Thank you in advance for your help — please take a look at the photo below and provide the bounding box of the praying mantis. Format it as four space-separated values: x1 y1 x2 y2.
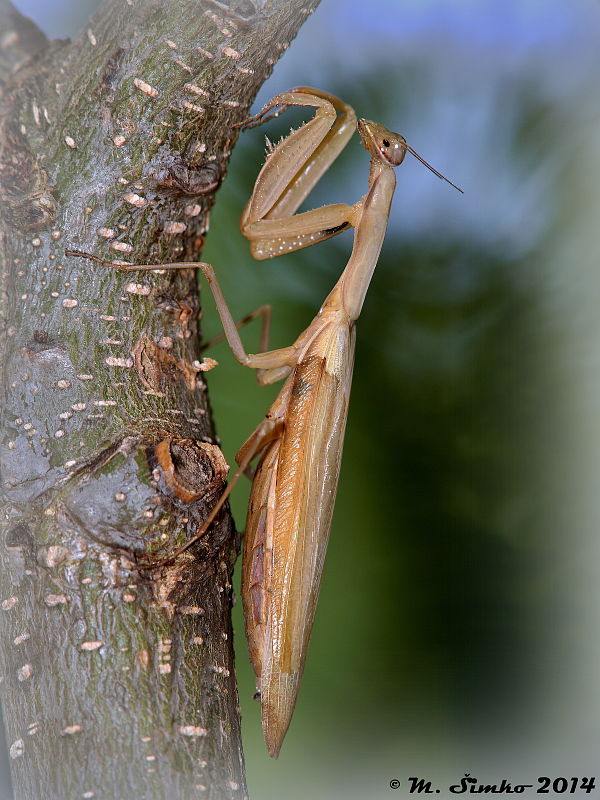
67 86 461 758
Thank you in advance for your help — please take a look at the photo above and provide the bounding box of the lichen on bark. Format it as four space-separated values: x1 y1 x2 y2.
0 1 320 797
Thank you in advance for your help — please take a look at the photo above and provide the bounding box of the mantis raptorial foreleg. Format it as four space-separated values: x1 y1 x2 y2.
239 87 360 259
67 86 462 758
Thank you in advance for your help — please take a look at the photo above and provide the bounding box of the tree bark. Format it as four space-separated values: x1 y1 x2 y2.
0 1 320 798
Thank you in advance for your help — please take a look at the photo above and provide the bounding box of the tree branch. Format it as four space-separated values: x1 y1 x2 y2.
0 1 320 797
0 0 48 82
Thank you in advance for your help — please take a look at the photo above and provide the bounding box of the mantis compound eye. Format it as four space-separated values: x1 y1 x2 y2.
379 133 408 166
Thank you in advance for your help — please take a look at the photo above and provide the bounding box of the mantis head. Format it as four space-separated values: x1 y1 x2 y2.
357 119 407 166
357 118 463 193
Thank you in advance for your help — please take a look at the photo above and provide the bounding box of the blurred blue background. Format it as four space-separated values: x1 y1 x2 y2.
6 1 600 798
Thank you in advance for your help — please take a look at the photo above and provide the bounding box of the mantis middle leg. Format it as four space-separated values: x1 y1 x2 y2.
65 250 295 385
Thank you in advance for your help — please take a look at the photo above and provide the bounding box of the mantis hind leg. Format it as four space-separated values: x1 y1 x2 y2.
151 416 283 566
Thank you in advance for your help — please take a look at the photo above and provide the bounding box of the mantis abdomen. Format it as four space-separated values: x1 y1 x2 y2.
241 317 356 757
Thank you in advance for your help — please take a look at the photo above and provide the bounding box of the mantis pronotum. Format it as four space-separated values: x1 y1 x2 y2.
67 86 461 758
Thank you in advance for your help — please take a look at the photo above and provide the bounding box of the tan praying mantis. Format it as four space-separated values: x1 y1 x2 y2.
67 86 461 758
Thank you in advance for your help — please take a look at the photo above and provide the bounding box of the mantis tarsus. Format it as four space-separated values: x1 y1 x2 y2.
67 86 461 758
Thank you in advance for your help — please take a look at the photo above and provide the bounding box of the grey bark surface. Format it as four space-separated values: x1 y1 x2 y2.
0 1 320 798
